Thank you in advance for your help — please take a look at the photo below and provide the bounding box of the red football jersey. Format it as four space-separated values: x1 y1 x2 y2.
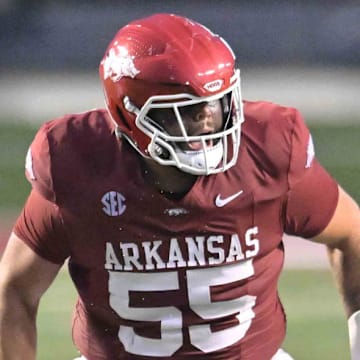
14 101 339 360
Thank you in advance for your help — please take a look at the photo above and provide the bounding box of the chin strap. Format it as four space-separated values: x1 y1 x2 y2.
349 310 360 359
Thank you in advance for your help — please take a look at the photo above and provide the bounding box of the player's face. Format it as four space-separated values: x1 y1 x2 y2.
148 100 224 151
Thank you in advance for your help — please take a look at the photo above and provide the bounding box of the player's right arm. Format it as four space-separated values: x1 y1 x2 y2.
0 233 62 360
0 120 73 359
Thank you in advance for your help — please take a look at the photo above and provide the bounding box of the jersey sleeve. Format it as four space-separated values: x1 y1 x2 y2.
283 109 339 238
13 190 70 264
25 122 56 203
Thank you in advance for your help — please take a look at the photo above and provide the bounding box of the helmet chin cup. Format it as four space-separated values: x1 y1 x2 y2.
175 141 224 174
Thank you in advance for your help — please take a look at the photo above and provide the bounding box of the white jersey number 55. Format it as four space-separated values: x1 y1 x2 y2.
108 259 256 357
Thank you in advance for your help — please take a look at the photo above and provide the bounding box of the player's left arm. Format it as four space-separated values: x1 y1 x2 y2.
313 186 360 315
280 106 360 357
312 185 360 359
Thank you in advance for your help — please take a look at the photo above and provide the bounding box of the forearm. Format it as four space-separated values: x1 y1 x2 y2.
0 286 38 360
0 233 62 360
328 234 360 317
315 187 360 317
316 187 360 359
328 247 358 316
328 236 360 360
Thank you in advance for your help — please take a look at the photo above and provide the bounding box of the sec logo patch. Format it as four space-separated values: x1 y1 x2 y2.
101 191 126 216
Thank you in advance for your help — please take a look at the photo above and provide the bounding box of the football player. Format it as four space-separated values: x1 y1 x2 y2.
1 13 360 360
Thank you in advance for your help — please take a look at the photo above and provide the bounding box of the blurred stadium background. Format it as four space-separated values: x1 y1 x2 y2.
0 1 359 359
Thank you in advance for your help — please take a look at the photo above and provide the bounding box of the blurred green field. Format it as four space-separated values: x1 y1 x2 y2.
37 268 349 360
280 270 349 359
0 120 359 359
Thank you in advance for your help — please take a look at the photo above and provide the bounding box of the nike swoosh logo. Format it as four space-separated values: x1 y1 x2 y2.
215 190 244 207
